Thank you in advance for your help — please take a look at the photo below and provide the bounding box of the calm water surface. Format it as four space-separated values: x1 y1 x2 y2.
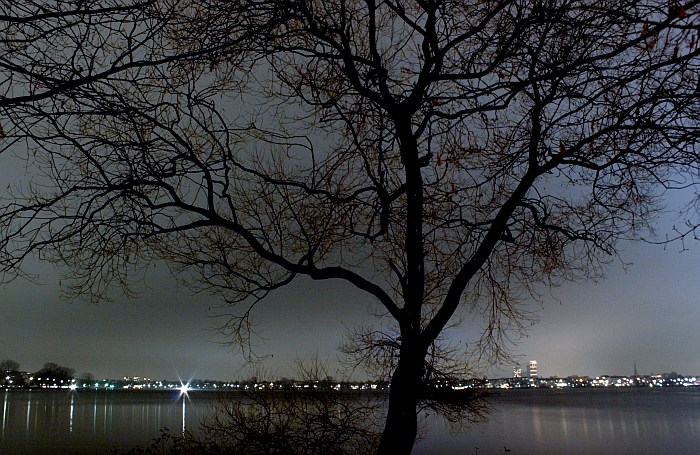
1 389 210 454
1 387 699 454
414 387 700 454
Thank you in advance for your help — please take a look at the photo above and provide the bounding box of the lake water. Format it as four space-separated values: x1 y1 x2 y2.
414 387 700 454
1 387 699 454
1 389 208 454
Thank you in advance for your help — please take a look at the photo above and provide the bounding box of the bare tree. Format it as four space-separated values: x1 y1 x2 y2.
3 1 700 453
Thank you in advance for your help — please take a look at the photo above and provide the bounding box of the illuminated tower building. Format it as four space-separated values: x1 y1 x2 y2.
528 360 538 378
513 366 522 378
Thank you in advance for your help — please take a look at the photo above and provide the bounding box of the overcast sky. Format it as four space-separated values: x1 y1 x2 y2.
1 223 699 381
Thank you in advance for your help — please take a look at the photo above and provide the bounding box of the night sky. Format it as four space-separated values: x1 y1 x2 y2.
1 226 699 381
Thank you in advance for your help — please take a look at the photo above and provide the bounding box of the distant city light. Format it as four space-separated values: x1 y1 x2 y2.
178 383 190 396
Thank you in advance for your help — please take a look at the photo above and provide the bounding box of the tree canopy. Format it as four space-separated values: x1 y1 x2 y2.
2 1 700 453
0 359 19 373
34 362 75 385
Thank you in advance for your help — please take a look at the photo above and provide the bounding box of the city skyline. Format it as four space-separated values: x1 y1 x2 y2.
4 360 700 384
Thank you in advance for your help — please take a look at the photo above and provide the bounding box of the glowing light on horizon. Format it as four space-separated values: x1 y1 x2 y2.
175 370 196 434
178 383 190 396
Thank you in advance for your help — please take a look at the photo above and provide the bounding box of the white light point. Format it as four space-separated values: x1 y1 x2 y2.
178 383 190 396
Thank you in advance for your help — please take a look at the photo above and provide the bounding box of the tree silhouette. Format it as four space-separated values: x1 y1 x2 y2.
0 359 21 387
3 1 700 453
34 362 75 387
0 359 19 373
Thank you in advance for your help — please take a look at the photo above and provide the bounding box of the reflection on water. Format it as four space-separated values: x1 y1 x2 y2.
0 389 212 454
2 390 7 439
181 393 187 437
69 393 74 434
1 387 699 454
414 388 700 454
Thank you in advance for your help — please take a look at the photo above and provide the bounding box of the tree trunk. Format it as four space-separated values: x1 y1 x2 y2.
376 344 425 455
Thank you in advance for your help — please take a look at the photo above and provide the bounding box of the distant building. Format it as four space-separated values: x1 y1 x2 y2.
513 366 522 378
528 360 538 378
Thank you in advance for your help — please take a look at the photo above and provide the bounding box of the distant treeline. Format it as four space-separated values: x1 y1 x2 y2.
1 359 80 388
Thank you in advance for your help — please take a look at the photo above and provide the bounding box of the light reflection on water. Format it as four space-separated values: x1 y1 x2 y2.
2 390 8 439
1 387 699 454
414 388 700 454
0 389 211 454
